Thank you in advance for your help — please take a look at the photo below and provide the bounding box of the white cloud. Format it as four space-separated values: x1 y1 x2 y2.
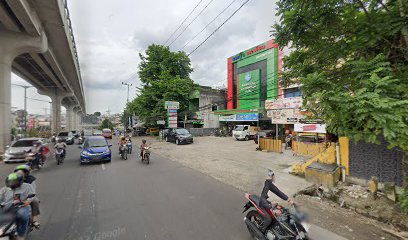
12 0 279 114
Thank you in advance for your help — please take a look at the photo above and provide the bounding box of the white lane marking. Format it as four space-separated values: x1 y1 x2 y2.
102 164 105 170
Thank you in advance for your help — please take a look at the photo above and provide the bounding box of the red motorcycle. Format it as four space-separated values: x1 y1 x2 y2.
243 193 309 240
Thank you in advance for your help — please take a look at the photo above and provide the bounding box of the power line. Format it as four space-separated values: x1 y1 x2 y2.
168 0 216 47
164 0 205 45
181 0 238 51
188 0 250 56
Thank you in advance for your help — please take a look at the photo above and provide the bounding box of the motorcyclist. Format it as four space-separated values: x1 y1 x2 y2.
26 141 46 166
14 165 40 228
118 136 127 154
139 139 149 158
259 169 294 232
54 139 67 158
0 173 35 240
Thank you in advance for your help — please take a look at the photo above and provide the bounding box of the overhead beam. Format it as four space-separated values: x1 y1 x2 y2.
5 0 41 36
0 2 21 32
12 61 47 90
29 52 65 90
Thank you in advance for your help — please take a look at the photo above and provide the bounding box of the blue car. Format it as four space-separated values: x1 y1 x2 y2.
79 136 112 164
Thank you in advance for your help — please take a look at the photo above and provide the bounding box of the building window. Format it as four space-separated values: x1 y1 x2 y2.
284 87 302 98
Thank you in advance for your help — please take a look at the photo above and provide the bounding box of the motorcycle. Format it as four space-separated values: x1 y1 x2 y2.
77 136 84 145
242 193 309 240
25 153 42 170
0 194 37 239
55 148 65 165
141 146 150 164
119 144 128 160
127 140 132 154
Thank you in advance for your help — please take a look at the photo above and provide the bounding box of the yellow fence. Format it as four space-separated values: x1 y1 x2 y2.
292 143 337 174
292 141 333 157
259 138 282 153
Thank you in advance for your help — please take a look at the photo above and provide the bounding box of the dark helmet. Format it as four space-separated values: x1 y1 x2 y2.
6 172 24 189
14 165 31 175
57 138 62 142
142 139 146 144
121 136 125 140
267 169 275 178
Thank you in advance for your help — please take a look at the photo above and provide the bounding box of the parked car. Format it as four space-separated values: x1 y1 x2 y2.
3 138 47 163
79 136 112 164
166 128 193 145
254 131 274 144
93 130 103 136
56 131 75 145
159 128 173 140
102 128 112 139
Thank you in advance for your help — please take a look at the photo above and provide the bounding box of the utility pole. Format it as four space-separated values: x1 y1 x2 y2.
12 84 32 133
121 82 132 134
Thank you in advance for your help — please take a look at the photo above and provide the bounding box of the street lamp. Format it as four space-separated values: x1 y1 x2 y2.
121 82 132 103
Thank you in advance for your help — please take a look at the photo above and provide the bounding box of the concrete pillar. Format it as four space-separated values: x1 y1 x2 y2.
0 56 12 153
64 105 75 131
0 29 47 153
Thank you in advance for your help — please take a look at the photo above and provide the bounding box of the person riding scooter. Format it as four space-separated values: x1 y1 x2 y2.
259 169 294 233
14 165 40 228
26 141 46 167
139 139 149 158
54 139 67 158
0 173 35 240
118 136 127 155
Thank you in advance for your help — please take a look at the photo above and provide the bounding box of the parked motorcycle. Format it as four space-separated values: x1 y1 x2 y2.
119 144 128 160
141 146 150 164
127 140 132 154
77 136 84 145
55 148 65 165
0 194 37 239
242 193 309 240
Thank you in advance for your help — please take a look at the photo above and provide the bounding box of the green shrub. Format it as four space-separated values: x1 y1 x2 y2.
400 191 408 214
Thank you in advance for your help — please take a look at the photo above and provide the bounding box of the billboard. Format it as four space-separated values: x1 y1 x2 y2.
265 97 302 110
238 69 260 110
227 40 280 110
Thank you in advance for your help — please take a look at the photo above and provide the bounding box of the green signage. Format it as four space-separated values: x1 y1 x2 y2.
238 69 260 109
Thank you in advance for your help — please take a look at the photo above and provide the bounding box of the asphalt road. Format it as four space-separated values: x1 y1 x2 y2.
0 140 347 240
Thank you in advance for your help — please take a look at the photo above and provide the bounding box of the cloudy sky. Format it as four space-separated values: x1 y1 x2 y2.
11 0 279 114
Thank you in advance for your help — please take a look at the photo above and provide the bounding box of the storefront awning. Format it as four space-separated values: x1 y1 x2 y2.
214 109 261 115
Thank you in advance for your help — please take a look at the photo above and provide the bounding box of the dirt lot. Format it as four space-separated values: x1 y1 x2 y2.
143 135 405 240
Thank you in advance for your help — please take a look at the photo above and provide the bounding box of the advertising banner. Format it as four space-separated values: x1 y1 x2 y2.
236 113 258 121
165 101 180 110
268 108 304 124
238 69 260 110
219 115 236 122
294 123 326 133
167 108 178 128
265 97 302 110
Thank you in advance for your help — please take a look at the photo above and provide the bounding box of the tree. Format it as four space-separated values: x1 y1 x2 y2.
99 119 114 130
94 112 101 117
128 45 196 125
138 44 193 85
272 0 408 186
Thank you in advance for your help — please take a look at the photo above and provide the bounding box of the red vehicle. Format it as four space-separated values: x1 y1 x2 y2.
102 128 112 139
242 193 309 240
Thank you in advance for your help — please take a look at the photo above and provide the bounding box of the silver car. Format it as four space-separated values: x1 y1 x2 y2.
3 138 45 163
